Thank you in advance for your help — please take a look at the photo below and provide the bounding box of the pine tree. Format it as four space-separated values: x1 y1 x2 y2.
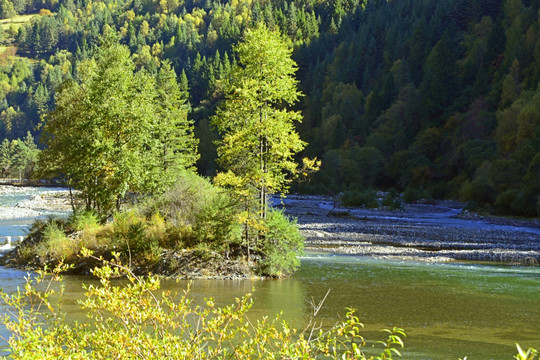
150 60 199 193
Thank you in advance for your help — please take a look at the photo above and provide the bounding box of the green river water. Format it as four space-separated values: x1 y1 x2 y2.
1 189 539 359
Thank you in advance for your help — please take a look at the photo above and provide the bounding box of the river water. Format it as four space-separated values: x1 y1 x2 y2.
0 189 539 359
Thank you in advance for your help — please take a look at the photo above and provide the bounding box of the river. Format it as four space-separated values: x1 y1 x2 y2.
0 188 539 359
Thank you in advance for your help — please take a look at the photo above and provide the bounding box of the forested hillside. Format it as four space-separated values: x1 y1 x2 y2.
0 0 538 216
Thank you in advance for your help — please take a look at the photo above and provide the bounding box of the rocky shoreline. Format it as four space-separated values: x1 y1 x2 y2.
0 185 73 220
281 195 540 265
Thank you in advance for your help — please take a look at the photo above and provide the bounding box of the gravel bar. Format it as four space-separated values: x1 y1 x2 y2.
280 195 540 264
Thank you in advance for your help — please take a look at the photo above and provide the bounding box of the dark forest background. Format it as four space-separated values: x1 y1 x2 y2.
0 0 538 216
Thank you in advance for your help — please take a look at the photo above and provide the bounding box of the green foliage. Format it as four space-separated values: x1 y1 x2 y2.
256 209 304 277
341 189 378 208
39 32 197 217
402 187 431 204
149 60 199 193
213 23 316 255
69 210 100 232
0 132 39 179
110 210 160 260
36 222 74 261
20 210 162 267
142 171 241 250
22 216 79 263
381 189 402 210
1 260 408 359
0 0 538 218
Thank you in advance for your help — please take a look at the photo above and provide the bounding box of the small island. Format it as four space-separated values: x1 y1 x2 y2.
1 25 310 279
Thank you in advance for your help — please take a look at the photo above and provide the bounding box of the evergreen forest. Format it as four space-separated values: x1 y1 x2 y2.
0 0 539 217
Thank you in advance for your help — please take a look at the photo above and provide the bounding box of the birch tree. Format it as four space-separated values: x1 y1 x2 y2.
212 24 313 252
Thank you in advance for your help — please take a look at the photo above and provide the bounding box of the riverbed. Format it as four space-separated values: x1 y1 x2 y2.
280 195 540 264
0 188 539 359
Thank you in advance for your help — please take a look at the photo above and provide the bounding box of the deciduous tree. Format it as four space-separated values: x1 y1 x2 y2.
213 23 317 255
40 32 197 216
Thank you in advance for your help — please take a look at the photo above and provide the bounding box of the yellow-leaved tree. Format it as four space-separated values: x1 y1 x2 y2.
212 23 319 276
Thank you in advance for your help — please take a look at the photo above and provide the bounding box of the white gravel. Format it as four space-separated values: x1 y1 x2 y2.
0 207 42 219
280 195 540 264
0 185 73 220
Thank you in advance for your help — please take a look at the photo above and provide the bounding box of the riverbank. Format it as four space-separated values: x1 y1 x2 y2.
0 185 72 219
2 188 539 275
282 195 540 264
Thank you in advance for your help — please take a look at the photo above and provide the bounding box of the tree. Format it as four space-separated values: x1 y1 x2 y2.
148 60 199 193
0 0 16 19
212 24 314 257
0 138 11 177
10 139 29 182
40 32 197 216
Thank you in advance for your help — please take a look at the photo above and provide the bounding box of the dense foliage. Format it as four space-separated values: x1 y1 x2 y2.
38 30 197 215
0 131 38 179
0 0 538 217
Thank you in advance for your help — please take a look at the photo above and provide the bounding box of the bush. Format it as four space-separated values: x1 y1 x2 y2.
34 222 79 262
39 8 53 15
403 186 431 204
111 210 160 260
495 189 521 214
495 189 537 217
142 171 240 250
340 189 378 208
256 209 304 277
381 189 403 210
1 261 408 359
22 217 78 264
458 179 494 206
70 210 100 232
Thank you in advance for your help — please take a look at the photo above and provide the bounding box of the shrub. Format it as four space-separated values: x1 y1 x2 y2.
0 260 409 359
256 209 304 277
381 189 403 210
70 210 100 232
142 171 240 250
402 186 431 204
458 179 494 206
35 222 79 262
39 8 53 15
495 189 521 215
340 189 378 208
494 189 539 217
111 210 160 259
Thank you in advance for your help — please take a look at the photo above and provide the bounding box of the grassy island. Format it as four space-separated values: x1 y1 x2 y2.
2 172 304 278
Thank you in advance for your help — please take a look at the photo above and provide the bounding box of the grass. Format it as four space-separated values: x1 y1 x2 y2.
0 14 41 30
0 12 52 65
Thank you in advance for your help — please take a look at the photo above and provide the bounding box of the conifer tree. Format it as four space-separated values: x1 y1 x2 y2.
150 60 199 193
